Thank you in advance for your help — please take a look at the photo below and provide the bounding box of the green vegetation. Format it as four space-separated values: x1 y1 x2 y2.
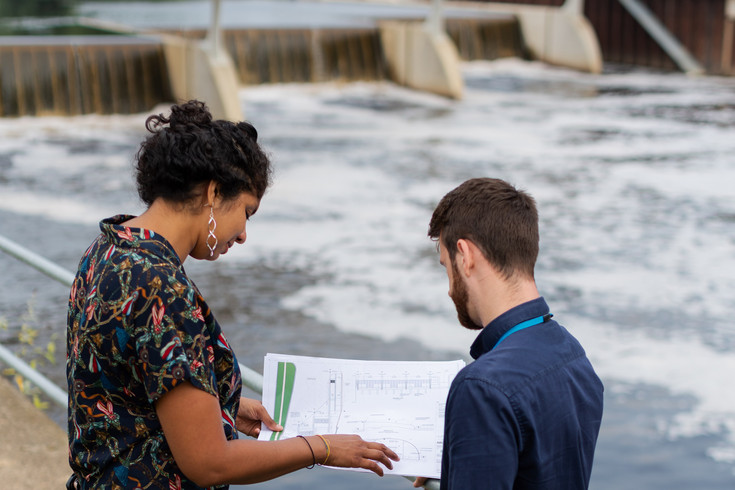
0 0 76 17
0 0 184 18
0 298 59 411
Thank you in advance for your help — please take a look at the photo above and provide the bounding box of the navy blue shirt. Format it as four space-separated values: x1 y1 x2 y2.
440 297 603 490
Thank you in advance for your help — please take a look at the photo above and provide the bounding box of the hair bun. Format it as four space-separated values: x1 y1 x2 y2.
236 121 259 142
168 100 213 128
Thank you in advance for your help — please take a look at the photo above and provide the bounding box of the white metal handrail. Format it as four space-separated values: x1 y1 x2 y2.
0 233 439 488
0 232 268 393
0 342 67 407
0 234 76 287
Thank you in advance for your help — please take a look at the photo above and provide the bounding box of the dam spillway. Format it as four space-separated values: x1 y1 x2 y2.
174 17 523 85
0 8 524 117
0 36 172 117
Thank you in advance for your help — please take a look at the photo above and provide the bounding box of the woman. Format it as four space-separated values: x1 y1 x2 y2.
66 100 398 489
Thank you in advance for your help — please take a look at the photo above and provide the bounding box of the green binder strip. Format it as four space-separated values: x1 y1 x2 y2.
270 361 296 441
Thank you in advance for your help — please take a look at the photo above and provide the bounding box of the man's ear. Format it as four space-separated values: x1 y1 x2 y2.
455 239 475 277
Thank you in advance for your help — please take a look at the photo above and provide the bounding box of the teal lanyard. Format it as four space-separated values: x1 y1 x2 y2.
492 313 552 350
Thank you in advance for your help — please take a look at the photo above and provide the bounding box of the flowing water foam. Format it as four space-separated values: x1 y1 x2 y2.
234 60 735 470
1 59 734 480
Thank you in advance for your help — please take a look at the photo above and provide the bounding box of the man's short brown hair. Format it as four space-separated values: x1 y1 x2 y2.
428 178 539 280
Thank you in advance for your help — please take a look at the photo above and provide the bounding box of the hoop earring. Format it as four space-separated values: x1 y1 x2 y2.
207 206 218 257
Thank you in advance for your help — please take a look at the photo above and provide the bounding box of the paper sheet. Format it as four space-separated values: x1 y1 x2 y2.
257 353 465 478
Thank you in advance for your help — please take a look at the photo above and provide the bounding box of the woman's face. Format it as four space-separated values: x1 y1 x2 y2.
194 191 260 261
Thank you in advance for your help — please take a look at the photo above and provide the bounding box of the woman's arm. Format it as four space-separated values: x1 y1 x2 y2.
156 381 399 487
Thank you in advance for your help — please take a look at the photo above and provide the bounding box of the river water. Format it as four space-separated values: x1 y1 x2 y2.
1 2 735 489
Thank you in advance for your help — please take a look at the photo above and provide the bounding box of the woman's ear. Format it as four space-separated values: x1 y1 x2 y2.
205 180 218 207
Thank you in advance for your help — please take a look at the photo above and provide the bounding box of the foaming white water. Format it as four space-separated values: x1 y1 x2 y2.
0 113 151 222
233 60 735 466
568 312 735 464
0 190 113 224
1 59 734 472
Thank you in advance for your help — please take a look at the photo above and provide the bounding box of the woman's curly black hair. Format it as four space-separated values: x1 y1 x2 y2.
135 100 272 207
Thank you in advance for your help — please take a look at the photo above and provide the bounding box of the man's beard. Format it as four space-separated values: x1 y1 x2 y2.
450 260 484 330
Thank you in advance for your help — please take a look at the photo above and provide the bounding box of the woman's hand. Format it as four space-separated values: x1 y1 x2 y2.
236 397 282 437
317 434 400 477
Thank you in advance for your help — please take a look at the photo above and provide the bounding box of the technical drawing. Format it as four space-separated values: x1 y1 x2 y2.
259 353 464 478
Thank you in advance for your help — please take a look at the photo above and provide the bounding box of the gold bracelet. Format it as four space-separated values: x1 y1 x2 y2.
316 434 330 465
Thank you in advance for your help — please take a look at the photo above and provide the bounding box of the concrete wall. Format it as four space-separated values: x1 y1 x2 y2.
379 20 465 99
451 1 603 73
379 1 601 99
160 34 243 121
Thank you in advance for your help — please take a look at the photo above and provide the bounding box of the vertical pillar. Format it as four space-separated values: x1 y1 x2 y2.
205 0 223 58
723 0 735 73
426 0 444 35
563 0 585 15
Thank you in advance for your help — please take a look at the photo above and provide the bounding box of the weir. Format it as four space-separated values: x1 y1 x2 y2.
0 0 605 117
153 17 524 85
173 27 393 84
230 28 387 84
0 36 171 117
0 10 528 117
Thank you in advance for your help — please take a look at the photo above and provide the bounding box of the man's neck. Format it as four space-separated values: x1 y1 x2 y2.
474 272 540 327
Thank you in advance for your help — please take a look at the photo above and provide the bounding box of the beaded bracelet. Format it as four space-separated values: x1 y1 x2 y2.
296 435 316 469
316 434 331 465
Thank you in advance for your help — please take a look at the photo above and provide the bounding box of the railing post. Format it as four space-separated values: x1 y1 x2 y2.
205 0 223 58
426 0 444 35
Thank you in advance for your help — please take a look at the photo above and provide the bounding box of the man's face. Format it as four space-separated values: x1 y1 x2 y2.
439 240 483 331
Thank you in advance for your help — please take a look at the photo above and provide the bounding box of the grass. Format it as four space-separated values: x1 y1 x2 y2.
0 296 59 411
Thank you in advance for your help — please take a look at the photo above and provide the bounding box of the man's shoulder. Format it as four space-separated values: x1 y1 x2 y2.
454 330 601 397
450 356 509 393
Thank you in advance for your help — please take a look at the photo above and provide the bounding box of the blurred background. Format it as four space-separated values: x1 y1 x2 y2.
1 0 734 488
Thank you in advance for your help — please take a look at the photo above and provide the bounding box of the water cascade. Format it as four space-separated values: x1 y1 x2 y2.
0 18 524 116
0 37 172 117
445 17 525 61
228 28 389 84
182 19 525 85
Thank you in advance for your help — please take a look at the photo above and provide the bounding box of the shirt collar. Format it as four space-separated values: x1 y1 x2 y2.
100 214 182 267
469 297 550 360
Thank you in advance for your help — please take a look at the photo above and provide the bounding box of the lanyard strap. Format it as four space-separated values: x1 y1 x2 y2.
492 313 553 350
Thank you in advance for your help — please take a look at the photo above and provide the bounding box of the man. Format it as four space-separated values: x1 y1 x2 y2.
414 178 603 490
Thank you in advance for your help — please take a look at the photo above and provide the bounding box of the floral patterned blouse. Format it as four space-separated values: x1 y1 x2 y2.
67 215 242 489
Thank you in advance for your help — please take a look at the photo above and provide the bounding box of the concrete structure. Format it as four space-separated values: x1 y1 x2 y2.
379 0 601 99
0 376 69 489
0 1 606 115
492 0 735 75
161 34 243 121
456 0 603 73
379 19 465 99
160 0 242 121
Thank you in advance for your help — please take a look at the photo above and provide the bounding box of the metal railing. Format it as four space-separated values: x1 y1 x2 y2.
0 232 438 489
616 0 704 75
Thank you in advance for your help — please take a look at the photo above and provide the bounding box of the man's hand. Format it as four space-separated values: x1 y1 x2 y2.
413 476 429 487
236 397 282 437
